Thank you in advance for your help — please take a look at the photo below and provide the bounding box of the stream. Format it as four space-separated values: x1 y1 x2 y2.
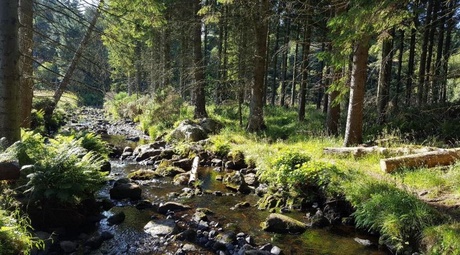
91 148 388 255
67 109 390 255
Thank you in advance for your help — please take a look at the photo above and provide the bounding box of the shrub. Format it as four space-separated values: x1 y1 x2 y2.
4 131 107 207
422 223 460 255
344 180 442 252
0 190 43 255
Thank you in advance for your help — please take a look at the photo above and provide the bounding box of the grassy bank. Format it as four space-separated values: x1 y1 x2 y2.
105 92 460 254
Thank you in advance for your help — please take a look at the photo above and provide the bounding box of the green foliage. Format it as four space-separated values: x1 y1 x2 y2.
208 136 231 157
73 132 111 159
0 190 44 255
259 150 342 195
344 179 442 252
422 223 460 255
105 88 192 138
3 131 107 207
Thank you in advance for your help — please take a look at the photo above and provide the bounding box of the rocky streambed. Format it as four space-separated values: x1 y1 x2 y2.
42 108 390 255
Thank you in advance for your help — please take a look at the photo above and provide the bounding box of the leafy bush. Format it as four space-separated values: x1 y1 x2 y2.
72 132 110 159
0 190 43 255
4 132 107 207
344 180 442 252
260 151 342 195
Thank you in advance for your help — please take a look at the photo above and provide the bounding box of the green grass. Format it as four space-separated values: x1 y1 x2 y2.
103 95 460 254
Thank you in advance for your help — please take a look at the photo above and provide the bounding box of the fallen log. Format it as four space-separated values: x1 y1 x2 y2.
323 146 437 157
380 148 460 173
188 156 200 185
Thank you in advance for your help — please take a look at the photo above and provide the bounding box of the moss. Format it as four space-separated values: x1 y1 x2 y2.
128 169 159 180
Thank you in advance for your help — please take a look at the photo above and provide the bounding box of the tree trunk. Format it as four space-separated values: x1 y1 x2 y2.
423 0 439 104
0 0 21 145
432 0 447 103
19 0 34 129
51 0 103 115
406 27 416 105
344 37 370 147
417 0 433 106
193 0 208 119
441 0 456 103
377 29 394 125
316 42 325 110
298 5 311 122
394 30 404 110
247 0 269 132
326 68 341 136
271 18 280 106
280 18 290 107
290 30 300 107
380 148 460 173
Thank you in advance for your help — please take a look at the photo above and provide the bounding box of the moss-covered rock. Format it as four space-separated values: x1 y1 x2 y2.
261 213 307 234
127 169 159 180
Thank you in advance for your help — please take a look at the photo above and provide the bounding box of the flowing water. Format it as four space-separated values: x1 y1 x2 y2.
93 158 390 255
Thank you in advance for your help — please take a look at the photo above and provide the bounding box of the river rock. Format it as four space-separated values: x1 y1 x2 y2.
100 160 111 173
199 118 221 134
226 150 247 170
244 173 259 186
107 211 125 225
172 158 193 171
127 169 159 180
173 173 190 185
223 171 251 194
0 161 20 180
261 213 307 234
155 165 186 177
60 240 77 253
135 148 162 162
110 180 142 200
157 202 191 214
144 219 178 236
169 120 208 142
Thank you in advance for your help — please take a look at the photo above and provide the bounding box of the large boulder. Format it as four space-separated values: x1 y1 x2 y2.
110 179 142 200
169 120 208 142
223 171 251 194
144 219 178 237
261 213 307 234
0 161 20 180
199 118 221 134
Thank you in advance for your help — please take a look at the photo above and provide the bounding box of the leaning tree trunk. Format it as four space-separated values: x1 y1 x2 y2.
50 0 103 116
247 0 269 132
344 37 370 147
19 0 34 129
0 0 21 146
193 0 208 119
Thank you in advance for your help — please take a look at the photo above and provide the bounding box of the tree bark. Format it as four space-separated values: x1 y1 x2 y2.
394 30 404 110
247 0 269 132
0 0 21 145
271 17 281 106
19 0 34 129
280 17 290 107
344 37 370 146
417 0 433 106
326 68 341 136
380 148 460 173
193 0 208 119
51 0 103 115
290 30 300 107
298 4 311 122
406 27 416 105
377 30 394 125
